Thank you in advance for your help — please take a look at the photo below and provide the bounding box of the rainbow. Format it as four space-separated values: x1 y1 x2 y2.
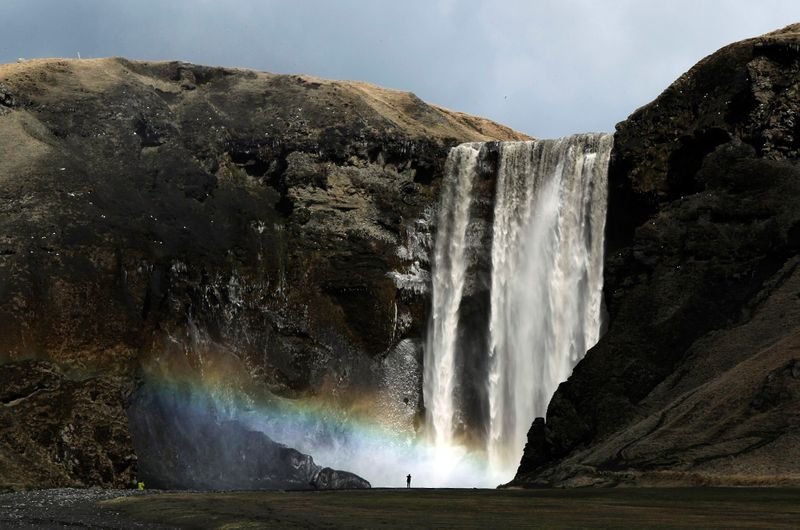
140 348 503 488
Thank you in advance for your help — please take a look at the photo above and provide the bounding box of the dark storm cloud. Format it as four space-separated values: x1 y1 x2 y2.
3 0 800 137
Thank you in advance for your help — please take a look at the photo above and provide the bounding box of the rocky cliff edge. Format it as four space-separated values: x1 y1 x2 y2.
513 23 800 487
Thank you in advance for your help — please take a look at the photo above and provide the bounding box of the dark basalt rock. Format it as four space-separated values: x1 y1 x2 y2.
515 418 551 483
750 360 800 412
0 360 136 490
311 467 371 490
512 23 800 487
0 84 15 109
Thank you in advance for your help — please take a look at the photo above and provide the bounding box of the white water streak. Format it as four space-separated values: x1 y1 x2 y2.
423 144 480 451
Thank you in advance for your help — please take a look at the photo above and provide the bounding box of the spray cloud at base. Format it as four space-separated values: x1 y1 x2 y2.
128 344 495 488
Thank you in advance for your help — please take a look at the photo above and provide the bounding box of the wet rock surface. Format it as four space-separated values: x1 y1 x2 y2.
0 58 525 489
513 23 800 486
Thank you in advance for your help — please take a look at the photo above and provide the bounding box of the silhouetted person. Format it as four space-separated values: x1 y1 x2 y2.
406 474 411 488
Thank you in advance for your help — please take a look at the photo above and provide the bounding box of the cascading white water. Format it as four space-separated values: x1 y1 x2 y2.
424 143 480 449
425 134 613 484
486 134 612 475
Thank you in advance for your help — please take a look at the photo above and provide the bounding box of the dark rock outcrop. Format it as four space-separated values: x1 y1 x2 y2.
0 57 525 488
512 23 800 487
0 360 136 490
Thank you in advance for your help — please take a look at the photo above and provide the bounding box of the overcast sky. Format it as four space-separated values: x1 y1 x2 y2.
3 1 800 137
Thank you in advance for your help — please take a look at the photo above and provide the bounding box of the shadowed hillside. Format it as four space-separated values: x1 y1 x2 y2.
513 23 800 488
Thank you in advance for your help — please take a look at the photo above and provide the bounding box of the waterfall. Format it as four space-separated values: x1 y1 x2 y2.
424 134 613 483
423 143 480 449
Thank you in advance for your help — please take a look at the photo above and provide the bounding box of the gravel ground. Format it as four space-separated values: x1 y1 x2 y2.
3 486 800 529
0 488 175 529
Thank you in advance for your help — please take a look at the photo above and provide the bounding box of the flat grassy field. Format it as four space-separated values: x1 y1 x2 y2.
99 487 800 529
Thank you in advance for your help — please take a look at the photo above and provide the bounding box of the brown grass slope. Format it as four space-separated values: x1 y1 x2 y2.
0 56 527 370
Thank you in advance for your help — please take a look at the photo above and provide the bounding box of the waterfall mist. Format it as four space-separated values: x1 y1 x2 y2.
424 134 613 484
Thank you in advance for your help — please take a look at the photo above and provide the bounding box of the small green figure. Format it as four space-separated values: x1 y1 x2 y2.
137 481 145 491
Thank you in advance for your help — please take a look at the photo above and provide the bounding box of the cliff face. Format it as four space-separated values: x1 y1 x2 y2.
0 57 526 489
514 24 800 486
